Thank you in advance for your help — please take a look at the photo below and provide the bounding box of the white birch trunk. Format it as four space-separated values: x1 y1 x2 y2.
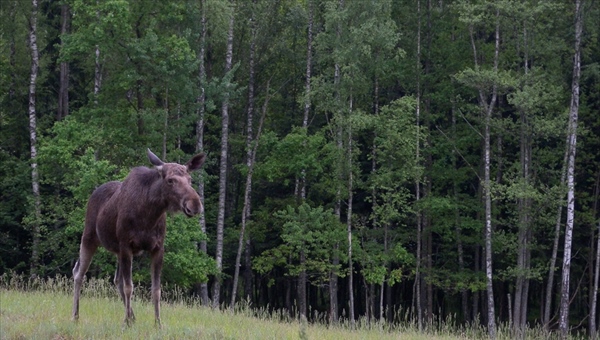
467 6 500 338
195 0 210 306
559 0 582 337
230 22 262 304
28 0 41 276
212 4 235 309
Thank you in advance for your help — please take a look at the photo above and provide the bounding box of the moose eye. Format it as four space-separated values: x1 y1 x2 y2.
167 178 175 185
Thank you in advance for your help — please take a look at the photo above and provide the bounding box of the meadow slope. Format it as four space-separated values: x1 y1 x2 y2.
1 289 452 340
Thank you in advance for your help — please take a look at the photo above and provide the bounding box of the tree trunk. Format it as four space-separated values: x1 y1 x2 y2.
195 0 210 306
231 68 270 309
212 3 235 309
559 1 582 336
543 140 569 330
301 0 313 201
468 6 500 338
28 0 42 277
57 3 69 120
230 1 257 307
513 22 533 337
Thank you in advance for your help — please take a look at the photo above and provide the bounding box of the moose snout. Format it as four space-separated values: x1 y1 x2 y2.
182 197 203 217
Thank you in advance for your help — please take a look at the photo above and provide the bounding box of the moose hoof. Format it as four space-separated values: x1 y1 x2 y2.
123 314 136 328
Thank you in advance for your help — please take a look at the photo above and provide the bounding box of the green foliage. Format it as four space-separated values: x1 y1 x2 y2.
162 214 217 287
254 203 345 285
1 0 599 331
255 127 328 184
370 97 420 226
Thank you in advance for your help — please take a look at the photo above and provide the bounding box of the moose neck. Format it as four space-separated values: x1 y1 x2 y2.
125 167 170 220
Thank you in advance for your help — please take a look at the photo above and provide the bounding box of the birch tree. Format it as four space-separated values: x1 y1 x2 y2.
455 3 502 337
230 4 262 302
196 0 210 306
27 0 42 276
212 1 235 309
559 0 583 337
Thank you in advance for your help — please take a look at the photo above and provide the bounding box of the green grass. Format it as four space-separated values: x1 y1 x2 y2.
0 275 586 339
1 289 447 340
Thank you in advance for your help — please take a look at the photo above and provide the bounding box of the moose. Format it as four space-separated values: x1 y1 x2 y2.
72 149 206 327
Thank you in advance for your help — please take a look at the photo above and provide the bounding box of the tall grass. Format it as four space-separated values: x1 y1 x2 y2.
0 274 588 339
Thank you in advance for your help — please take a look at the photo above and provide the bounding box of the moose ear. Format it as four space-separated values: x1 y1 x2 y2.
147 148 164 170
186 153 206 172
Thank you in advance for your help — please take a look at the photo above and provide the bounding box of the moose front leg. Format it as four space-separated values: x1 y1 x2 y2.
118 248 135 326
150 248 164 328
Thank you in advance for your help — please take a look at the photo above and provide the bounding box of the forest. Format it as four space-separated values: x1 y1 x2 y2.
0 0 599 338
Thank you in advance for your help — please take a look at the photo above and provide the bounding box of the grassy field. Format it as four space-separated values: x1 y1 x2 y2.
0 275 581 339
1 289 451 340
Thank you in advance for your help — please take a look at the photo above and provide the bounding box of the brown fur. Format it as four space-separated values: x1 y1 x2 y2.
72 149 206 327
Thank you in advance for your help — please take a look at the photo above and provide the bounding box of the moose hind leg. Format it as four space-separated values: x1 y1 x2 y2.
114 263 126 304
72 242 98 321
151 248 165 328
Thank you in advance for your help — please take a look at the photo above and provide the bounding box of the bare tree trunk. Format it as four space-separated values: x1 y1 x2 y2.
212 3 235 309
301 0 313 201
231 50 270 308
230 19 256 305
57 3 69 120
468 6 500 338
28 0 41 277
483 115 496 339
195 0 210 306
559 1 583 336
